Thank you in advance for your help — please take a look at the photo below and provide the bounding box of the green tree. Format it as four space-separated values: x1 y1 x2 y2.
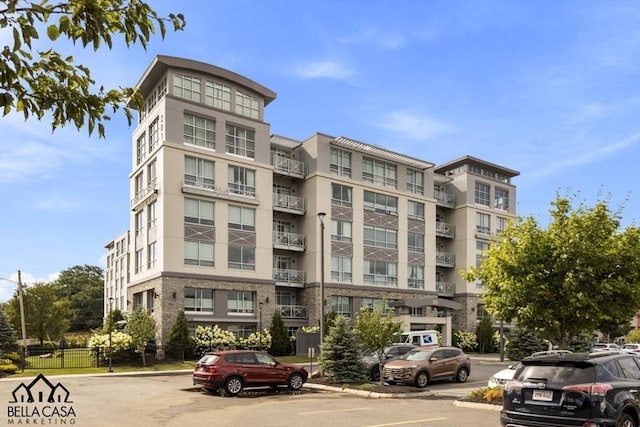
54 265 104 331
0 308 17 355
626 329 640 344
124 308 156 366
505 329 547 361
353 304 403 385
476 317 496 353
0 0 185 137
102 308 125 333
320 315 366 383
269 310 290 357
463 195 640 349
166 311 193 359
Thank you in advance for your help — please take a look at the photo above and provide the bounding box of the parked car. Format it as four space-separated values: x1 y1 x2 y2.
592 342 620 352
488 350 573 388
362 344 416 381
622 343 640 354
501 351 640 427
192 350 308 396
383 346 470 388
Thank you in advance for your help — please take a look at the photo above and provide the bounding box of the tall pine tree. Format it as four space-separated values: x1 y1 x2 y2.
320 315 366 382
269 310 290 356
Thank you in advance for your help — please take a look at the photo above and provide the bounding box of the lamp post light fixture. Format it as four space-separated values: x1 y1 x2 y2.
317 212 326 353
0 271 28 373
108 297 114 373
259 302 264 350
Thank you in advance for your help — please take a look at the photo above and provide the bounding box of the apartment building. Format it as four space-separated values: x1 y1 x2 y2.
104 55 519 345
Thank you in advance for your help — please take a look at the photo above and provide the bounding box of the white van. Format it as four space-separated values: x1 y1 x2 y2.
398 330 439 346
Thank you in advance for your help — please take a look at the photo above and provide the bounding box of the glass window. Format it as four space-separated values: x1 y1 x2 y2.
205 80 231 110
363 190 397 215
173 74 201 102
228 206 255 231
408 265 424 289
184 113 215 149
330 148 352 177
228 246 256 270
408 232 425 252
476 212 491 235
228 165 255 197
408 200 424 220
147 242 157 269
149 117 160 152
495 187 509 210
135 249 143 273
331 256 352 283
228 291 255 313
363 157 397 188
184 287 214 312
363 260 398 287
331 295 351 317
364 225 397 249
235 90 260 119
331 183 352 207
184 156 215 189
225 124 255 158
147 159 157 185
184 198 214 225
135 211 144 236
496 216 508 234
407 169 424 194
136 133 146 165
148 201 157 228
331 219 352 242
475 182 490 206
184 240 214 267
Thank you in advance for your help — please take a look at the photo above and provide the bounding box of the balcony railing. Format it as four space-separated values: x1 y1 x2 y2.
272 193 306 214
435 221 455 238
434 190 456 207
435 281 456 296
272 155 306 178
273 231 306 251
182 180 259 204
435 252 456 267
131 178 157 208
273 268 305 286
363 274 398 287
276 304 308 319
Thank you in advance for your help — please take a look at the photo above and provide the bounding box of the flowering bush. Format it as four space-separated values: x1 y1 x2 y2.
238 330 272 350
454 330 478 352
299 326 319 333
88 331 133 352
66 334 89 348
193 325 273 355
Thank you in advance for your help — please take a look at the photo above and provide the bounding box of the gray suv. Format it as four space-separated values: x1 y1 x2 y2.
362 344 416 381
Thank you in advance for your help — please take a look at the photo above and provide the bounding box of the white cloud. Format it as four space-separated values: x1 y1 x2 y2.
377 111 454 140
0 271 59 303
290 60 355 80
0 139 68 183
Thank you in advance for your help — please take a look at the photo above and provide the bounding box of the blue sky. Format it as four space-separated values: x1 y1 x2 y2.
1 0 639 301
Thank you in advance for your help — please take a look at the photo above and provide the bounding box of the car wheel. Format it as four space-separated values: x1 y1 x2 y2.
288 372 304 391
617 414 637 427
415 371 429 388
224 376 243 396
455 367 469 383
370 367 380 382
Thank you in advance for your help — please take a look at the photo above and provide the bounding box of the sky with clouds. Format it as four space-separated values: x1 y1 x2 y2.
1 0 639 300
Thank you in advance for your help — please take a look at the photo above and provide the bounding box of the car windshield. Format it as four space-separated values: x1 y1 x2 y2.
402 349 432 361
517 362 595 384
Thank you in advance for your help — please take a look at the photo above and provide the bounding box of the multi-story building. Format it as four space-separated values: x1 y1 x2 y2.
105 55 519 346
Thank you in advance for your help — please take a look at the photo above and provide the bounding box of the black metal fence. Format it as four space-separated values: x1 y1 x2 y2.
24 346 188 370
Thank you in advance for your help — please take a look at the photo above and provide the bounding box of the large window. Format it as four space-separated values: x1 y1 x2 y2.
135 249 143 273
364 225 397 248
331 295 351 318
331 256 352 283
476 212 491 235
330 148 351 177
228 291 255 313
235 90 259 119
407 169 424 194
147 242 157 269
331 183 352 207
148 117 160 152
225 124 255 158
408 200 425 221
228 206 255 231
136 133 146 164
184 198 214 225
148 201 157 228
363 190 397 215
496 216 508 234
184 287 213 312
363 157 397 188
184 113 215 149
228 246 255 270
147 159 157 185
495 187 509 210
135 211 144 236
184 156 215 189
184 240 214 266
408 232 425 252
205 80 231 111
363 260 398 286
331 219 352 242
408 265 424 289
173 74 201 102
475 182 490 206
228 165 255 197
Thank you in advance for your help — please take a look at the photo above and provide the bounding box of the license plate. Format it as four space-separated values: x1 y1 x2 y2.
532 390 553 401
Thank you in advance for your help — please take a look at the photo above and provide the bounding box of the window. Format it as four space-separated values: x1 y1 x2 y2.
476 241 489 269
475 182 490 206
184 156 215 189
184 240 214 266
147 159 157 186
228 291 255 313
148 201 157 228
364 225 397 249
225 124 255 158
363 260 398 286
331 256 352 282
408 232 425 252
330 148 351 177
148 117 160 152
235 90 259 119
135 172 144 196
361 297 385 312
136 133 146 164
227 324 256 338
184 287 213 312
205 80 231 110
476 212 491 235
495 187 509 210
408 200 425 220
184 198 214 225
135 211 144 236
228 165 256 197
407 169 424 194
496 216 508 234
476 303 485 321
147 242 157 269
408 265 424 289
173 74 201 101
363 190 397 215
331 183 352 207
363 157 397 188
228 246 255 270
228 206 255 231
331 219 352 242
135 249 143 273
331 295 351 318
184 113 215 149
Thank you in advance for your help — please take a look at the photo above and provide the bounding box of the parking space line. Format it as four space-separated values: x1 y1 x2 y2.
300 407 370 415
367 418 448 426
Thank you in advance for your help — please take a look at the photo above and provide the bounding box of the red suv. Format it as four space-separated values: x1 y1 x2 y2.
193 350 308 396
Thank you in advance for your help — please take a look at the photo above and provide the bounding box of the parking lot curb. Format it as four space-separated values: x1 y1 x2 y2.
303 382 436 399
453 400 502 411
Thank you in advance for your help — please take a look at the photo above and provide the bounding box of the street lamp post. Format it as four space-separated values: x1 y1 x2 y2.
108 297 114 373
259 302 264 350
0 271 28 373
317 212 326 353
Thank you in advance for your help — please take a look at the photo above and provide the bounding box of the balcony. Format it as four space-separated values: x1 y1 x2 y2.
435 282 456 297
272 155 306 178
182 180 259 205
273 231 306 251
273 268 305 287
273 193 306 215
276 304 308 319
435 221 455 238
435 252 456 268
363 274 398 287
434 190 456 208
131 178 158 209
